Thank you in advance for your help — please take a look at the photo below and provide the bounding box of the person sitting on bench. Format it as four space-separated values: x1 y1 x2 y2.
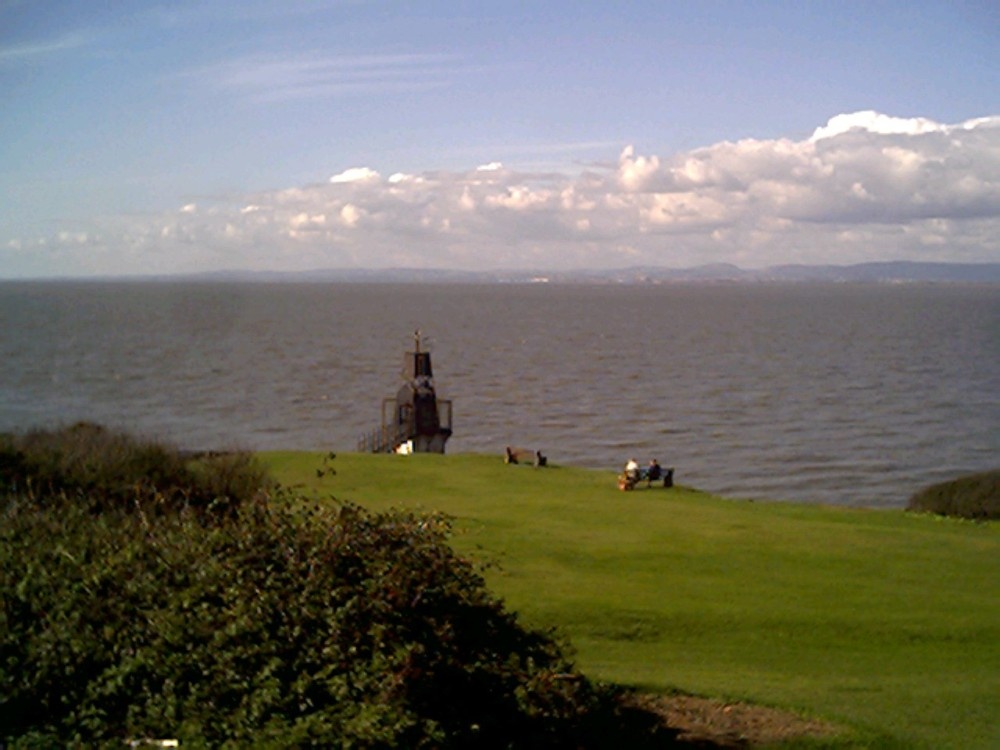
646 459 662 487
624 458 640 484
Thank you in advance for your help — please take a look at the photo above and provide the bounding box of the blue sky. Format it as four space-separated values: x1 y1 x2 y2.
2 1 998 277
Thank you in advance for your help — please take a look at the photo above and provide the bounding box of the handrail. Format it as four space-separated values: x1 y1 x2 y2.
356 422 408 453
357 399 452 453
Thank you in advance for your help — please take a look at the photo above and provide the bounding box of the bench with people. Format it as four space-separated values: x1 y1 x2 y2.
618 458 673 490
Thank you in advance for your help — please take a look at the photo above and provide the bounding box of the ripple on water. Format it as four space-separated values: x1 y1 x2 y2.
1 281 997 507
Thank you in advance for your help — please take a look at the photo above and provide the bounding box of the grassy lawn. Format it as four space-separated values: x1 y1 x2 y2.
262 451 1000 749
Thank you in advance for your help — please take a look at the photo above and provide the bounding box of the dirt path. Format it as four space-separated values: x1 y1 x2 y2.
629 693 845 748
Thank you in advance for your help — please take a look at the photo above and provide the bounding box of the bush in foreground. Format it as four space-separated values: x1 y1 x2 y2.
0 422 271 513
1 429 670 748
906 469 1000 521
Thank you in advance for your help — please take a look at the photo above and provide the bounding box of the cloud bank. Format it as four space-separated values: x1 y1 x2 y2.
6 111 1000 276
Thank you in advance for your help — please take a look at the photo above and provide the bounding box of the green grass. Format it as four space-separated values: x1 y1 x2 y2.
263 452 1000 749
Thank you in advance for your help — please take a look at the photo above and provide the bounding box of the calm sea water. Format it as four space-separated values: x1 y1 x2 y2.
2 281 997 508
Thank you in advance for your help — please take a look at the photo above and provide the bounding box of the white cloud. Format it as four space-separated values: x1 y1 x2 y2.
617 146 661 191
388 172 419 184
6 111 999 275
485 186 553 211
810 111 1000 142
289 212 327 230
811 110 949 141
339 204 362 227
56 231 89 244
330 166 380 184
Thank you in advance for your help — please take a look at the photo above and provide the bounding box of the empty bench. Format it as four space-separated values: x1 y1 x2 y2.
504 446 547 467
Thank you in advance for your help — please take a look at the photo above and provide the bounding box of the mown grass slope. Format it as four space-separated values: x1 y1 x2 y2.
263 451 1000 750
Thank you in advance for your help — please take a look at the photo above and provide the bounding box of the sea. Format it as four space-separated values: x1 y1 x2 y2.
1 280 997 508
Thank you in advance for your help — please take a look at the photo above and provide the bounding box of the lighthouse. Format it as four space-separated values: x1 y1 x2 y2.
358 331 453 453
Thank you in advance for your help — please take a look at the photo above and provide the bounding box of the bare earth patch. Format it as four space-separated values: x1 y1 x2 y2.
628 693 845 748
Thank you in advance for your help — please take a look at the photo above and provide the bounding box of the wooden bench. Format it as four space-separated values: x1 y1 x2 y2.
618 467 674 490
504 446 547 467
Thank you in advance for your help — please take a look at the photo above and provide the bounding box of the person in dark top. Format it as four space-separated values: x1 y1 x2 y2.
646 459 662 487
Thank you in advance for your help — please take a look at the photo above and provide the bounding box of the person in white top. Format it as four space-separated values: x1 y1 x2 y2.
624 458 639 482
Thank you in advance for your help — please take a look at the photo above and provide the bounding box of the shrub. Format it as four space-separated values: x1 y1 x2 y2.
0 422 271 512
906 469 1000 521
0 435 670 748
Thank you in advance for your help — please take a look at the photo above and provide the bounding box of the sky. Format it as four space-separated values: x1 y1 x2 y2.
2 1 999 278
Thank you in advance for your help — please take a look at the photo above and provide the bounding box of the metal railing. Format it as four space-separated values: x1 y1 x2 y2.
357 399 453 453
357 422 410 453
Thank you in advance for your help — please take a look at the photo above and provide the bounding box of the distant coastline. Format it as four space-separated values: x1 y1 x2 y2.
5 260 999 285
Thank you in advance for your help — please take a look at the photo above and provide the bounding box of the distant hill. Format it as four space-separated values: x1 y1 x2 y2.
8 261 1000 285
580 261 1000 284
182 261 1000 285
753 261 1000 283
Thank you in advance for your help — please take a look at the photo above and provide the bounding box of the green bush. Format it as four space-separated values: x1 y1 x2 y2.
0 429 670 748
0 422 271 513
0 496 666 748
906 469 1000 521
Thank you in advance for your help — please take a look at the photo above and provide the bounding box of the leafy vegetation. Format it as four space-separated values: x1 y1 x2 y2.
0 422 271 513
906 469 1000 520
0 427 669 748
